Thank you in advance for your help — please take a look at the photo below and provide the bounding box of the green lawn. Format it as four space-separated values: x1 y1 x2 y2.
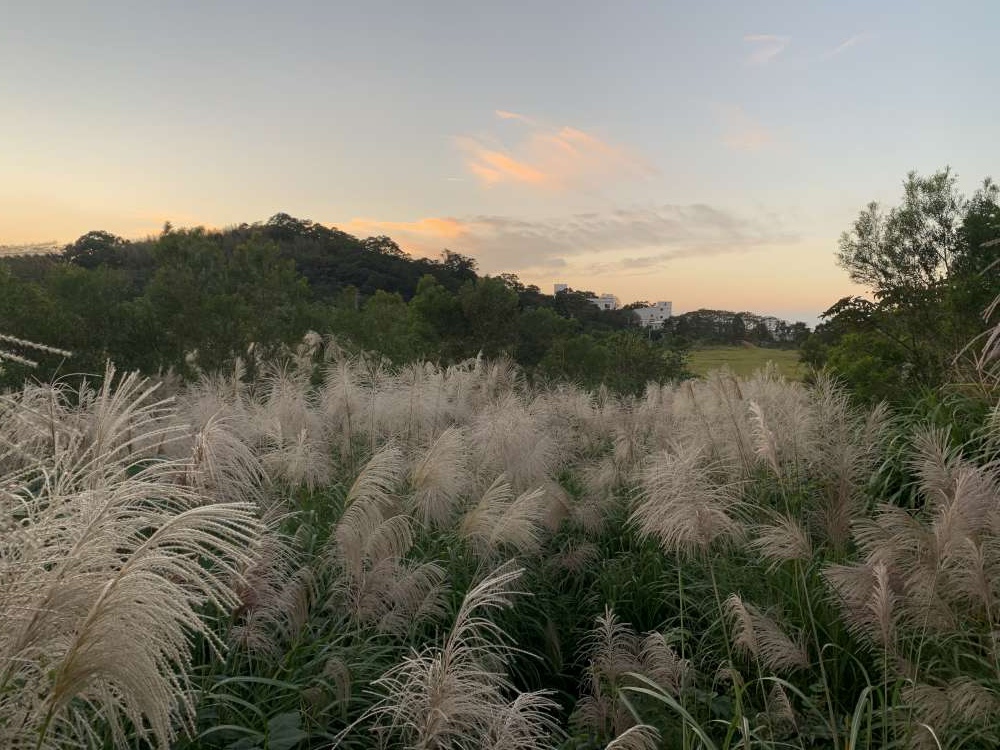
687 345 806 380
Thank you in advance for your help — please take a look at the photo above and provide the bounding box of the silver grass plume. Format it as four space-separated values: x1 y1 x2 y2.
328 445 448 633
409 426 471 528
332 443 408 579
0 370 264 749
632 443 745 558
459 474 548 558
348 562 560 750
751 513 814 571
724 594 809 673
572 608 641 739
604 724 661 750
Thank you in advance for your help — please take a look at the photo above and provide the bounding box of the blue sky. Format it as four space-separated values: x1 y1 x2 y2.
2 1 997 322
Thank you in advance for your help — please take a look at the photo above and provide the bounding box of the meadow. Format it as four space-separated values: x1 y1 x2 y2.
2 323 999 750
687 346 805 381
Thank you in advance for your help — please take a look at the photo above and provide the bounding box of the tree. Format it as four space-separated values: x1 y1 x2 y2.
837 168 967 295
810 168 1000 402
439 250 479 281
516 307 576 369
458 276 519 358
408 275 467 360
362 235 407 258
63 230 129 269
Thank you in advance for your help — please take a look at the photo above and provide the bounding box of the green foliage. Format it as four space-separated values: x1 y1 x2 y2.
806 168 1000 404
458 275 520 358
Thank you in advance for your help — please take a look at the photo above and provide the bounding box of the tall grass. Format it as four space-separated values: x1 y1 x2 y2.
2 328 998 748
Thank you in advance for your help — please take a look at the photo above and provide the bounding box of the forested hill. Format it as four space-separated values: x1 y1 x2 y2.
0 212 811 392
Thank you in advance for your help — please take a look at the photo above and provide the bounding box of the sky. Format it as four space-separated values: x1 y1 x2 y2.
2 1 998 324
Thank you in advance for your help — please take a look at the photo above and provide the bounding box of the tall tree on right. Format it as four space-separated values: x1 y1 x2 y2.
809 169 1000 402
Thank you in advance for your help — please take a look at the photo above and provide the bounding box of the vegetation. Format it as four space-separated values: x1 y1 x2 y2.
687 346 805 380
1 167 998 749
802 168 1000 404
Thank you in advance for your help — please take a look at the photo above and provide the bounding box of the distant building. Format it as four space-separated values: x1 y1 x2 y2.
554 283 569 294
588 293 620 311
633 301 673 328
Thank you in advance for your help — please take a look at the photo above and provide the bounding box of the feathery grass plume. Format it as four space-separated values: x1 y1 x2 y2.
639 632 690 697
904 681 951 734
331 443 407 579
547 540 601 575
470 356 522 407
743 371 815 477
760 681 798 738
912 428 998 552
604 724 661 750
229 532 315 656
941 537 1000 619
319 354 367 461
327 444 450 633
373 361 454 447
260 425 332 491
0 374 264 749
611 417 651 484
483 690 563 750
809 375 889 552
706 370 756 477
724 594 809 673
946 675 1000 725
459 475 548 558
539 478 572 532
533 386 607 461
634 382 676 453
572 608 641 740
905 676 1000 741
632 442 745 558
585 608 641 689
184 411 269 505
0 382 74 469
409 426 471 528
824 561 899 648
579 451 625 505
0 332 72 370
910 427 964 509
251 360 331 490
470 392 558 491
751 513 814 570
330 555 449 635
356 355 402 448
748 399 781 476
853 503 935 574
351 562 560 750
72 365 181 467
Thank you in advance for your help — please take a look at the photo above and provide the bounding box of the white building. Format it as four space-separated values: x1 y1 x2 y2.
633 301 673 328
588 293 620 311
553 283 569 294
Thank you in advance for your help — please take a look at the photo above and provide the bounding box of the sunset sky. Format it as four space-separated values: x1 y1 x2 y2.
2 1 998 323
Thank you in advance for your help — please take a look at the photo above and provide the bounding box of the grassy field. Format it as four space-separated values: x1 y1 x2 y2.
687 345 806 380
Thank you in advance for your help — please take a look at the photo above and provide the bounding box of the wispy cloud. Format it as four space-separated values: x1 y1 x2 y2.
457 112 657 189
744 34 790 65
719 105 773 152
494 109 536 125
825 32 869 58
337 204 796 272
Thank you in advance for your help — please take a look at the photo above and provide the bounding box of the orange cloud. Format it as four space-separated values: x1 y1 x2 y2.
458 112 657 189
338 216 471 254
460 145 548 185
